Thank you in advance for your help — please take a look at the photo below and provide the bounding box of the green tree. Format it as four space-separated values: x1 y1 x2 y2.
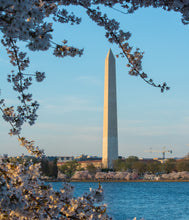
86 163 97 174
126 156 139 170
126 156 139 163
48 158 58 178
146 161 162 174
59 160 81 179
132 161 147 174
162 159 176 173
184 153 189 159
114 157 140 171
176 160 189 172
113 159 129 171
40 158 49 176
113 159 124 171
40 158 58 178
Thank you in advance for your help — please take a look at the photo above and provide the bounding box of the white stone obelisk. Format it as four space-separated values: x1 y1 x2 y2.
102 49 118 169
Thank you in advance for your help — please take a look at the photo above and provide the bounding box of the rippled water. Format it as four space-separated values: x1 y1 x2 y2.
51 182 189 220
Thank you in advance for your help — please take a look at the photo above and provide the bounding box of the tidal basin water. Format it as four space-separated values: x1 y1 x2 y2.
51 181 189 220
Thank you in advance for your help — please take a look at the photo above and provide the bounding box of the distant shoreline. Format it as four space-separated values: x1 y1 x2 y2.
47 179 189 183
71 179 189 183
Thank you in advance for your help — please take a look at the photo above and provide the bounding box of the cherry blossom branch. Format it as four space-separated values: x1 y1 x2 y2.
51 40 84 58
9 39 30 116
81 3 170 92
0 99 44 157
114 33 170 92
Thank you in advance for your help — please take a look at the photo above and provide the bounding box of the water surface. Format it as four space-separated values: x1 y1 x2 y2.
51 182 189 220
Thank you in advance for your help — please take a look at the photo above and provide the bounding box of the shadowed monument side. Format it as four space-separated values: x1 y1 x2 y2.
102 49 118 169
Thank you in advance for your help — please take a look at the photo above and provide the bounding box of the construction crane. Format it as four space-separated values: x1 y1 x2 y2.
145 147 172 161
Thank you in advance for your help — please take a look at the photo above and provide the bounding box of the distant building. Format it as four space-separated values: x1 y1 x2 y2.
78 160 102 169
75 154 102 162
74 155 102 169
139 157 165 164
57 156 74 163
57 155 102 169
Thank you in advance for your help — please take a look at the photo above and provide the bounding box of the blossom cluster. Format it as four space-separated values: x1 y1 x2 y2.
70 171 139 181
0 158 109 219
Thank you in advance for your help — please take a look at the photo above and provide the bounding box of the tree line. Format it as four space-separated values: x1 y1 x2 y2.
58 156 189 179
113 156 189 174
8 155 189 180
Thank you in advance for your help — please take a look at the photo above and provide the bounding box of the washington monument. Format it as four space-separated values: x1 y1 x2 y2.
102 49 118 169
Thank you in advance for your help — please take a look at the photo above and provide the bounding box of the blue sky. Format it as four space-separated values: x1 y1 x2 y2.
1 6 189 159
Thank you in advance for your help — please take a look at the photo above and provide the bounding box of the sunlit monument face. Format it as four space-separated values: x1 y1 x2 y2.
102 49 118 169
